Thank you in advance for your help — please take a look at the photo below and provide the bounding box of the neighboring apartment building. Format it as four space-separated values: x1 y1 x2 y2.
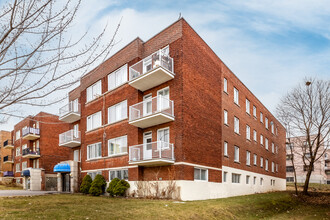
55 18 286 200
286 136 329 184
12 112 71 190
0 130 14 181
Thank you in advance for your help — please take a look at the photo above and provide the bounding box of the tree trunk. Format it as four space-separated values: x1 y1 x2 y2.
302 163 313 195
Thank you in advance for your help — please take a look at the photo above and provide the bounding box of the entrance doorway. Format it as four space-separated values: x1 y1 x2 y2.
61 173 71 192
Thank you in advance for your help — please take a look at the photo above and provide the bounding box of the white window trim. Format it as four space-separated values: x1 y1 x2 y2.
234 117 239 134
109 169 129 181
107 100 128 125
86 111 102 132
224 110 228 125
86 80 102 103
87 142 102 160
194 167 208 182
224 141 228 157
234 146 240 162
246 99 250 114
234 87 239 105
108 135 128 156
223 78 228 93
108 64 128 92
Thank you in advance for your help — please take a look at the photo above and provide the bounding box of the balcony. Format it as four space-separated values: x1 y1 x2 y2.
22 148 40 159
59 102 81 123
22 127 40 140
129 96 174 128
129 49 174 91
3 171 14 177
59 130 81 147
3 156 14 164
3 139 14 149
129 141 174 166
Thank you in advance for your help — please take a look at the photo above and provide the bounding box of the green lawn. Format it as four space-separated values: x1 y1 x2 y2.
0 191 329 219
0 185 23 190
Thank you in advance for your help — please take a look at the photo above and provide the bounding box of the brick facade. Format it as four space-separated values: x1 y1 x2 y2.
0 130 13 177
12 112 70 188
58 18 286 198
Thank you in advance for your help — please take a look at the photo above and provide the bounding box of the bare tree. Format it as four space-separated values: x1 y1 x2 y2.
277 78 330 195
0 0 120 120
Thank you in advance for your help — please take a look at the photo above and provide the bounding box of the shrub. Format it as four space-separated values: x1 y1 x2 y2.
106 178 130 197
80 175 92 194
89 174 106 196
113 179 130 196
93 174 107 193
106 178 120 196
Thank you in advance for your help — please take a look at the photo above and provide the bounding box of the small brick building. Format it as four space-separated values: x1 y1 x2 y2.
12 112 70 190
0 130 14 181
56 18 286 200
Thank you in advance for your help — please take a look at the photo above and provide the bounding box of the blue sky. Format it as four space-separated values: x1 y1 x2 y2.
1 0 329 130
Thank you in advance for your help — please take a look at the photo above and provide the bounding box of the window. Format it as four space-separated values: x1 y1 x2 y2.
224 141 228 157
234 87 239 104
108 100 127 124
260 157 264 167
108 65 127 91
286 154 293 160
246 125 250 140
265 117 268 129
276 164 278 172
260 112 263 123
286 177 294 182
232 173 241 183
265 138 269 150
253 130 257 142
16 163 20 172
246 99 250 114
86 80 102 102
260 178 264 185
22 144 27 150
272 162 275 173
108 135 127 156
276 145 278 154
22 162 27 170
253 176 257 185
286 166 294 172
87 111 102 131
87 171 102 180
224 110 228 125
224 78 227 93
234 117 239 134
246 151 251 165
265 159 269 171
74 150 80 162
253 106 257 117
271 121 274 134
234 146 239 162
87 143 102 160
194 168 208 181
253 154 257 165
223 171 227 182
246 175 250 184
260 135 264 145
33 159 39 168
272 143 275 153
15 130 20 140
109 169 128 181
16 147 21 156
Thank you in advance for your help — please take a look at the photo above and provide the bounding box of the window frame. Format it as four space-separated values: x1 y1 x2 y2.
224 141 228 157
246 99 250 114
223 78 228 93
108 100 128 124
108 135 128 156
87 142 102 160
108 64 128 91
194 168 208 181
86 80 102 102
234 117 239 134
87 111 102 131
234 87 239 105
234 146 240 162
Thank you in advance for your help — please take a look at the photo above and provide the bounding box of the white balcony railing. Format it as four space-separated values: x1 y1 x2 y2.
59 102 81 119
129 49 174 81
129 96 174 122
129 141 174 164
59 130 81 146
22 127 40 137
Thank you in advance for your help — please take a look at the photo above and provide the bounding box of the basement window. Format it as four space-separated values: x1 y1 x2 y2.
194 168 208 181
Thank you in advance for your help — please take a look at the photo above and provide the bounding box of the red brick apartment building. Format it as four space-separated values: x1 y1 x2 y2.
0 130 14 181
56 18 286 200
12 112 71 191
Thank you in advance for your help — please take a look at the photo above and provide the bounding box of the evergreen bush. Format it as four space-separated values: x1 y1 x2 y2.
89 174 106 196
113 179 130 196
80 175 92 194
106 178 120 196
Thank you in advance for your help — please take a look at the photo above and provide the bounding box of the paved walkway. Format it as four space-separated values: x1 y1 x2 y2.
0 190 58 197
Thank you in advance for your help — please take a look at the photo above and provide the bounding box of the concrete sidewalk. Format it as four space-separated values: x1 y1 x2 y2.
0 190 58 197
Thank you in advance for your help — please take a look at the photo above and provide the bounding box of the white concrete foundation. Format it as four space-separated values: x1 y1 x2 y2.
128 166 286 201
